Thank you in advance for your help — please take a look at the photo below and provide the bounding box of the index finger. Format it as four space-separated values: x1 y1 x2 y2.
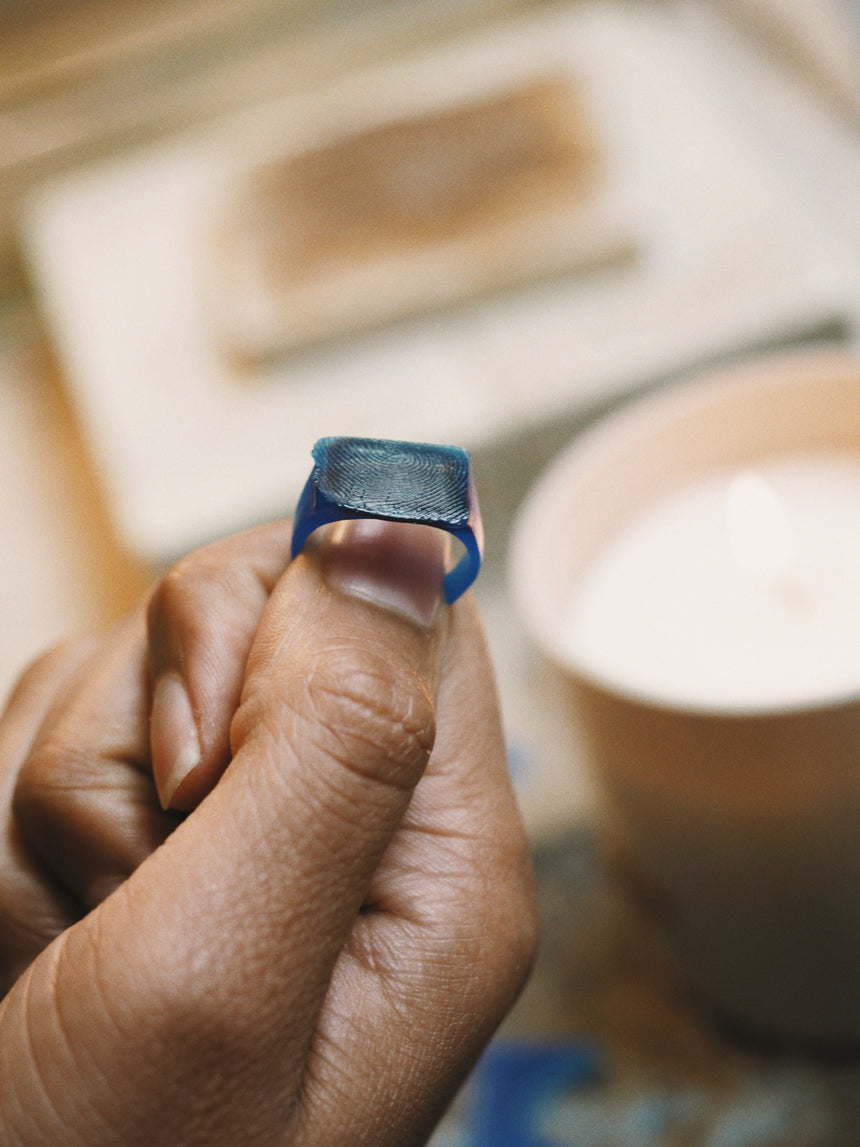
146 520 293 810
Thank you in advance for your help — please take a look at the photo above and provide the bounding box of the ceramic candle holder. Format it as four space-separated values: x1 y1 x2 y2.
509 349 860 1046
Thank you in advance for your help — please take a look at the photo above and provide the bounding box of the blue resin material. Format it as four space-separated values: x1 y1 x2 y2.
291 436 483 602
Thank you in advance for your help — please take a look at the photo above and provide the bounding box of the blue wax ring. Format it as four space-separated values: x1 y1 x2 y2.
291 437 484 603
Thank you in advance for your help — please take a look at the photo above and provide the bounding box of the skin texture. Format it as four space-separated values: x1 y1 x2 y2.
0 518 537 1146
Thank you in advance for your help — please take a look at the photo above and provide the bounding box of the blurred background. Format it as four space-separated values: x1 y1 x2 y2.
4 0 860 1142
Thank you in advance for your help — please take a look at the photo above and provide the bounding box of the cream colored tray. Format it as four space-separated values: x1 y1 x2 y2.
19 0 850 564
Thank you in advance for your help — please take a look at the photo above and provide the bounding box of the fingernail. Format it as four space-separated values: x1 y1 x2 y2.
323 519 448 627
151 672 202 810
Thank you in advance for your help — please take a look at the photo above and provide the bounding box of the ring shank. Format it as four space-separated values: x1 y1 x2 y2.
291 438 484 603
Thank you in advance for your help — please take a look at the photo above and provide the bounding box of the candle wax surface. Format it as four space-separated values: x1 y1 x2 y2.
564 454 860 712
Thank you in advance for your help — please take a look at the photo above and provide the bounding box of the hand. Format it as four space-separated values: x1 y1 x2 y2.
0 519 536 1146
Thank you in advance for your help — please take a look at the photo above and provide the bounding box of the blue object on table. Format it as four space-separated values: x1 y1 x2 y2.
469 1039 603 1147
291 437 484 602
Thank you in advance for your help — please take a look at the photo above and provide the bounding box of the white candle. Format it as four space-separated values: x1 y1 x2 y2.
564 453 860 712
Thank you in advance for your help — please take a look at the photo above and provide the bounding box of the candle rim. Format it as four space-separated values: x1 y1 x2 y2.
508 348 860 719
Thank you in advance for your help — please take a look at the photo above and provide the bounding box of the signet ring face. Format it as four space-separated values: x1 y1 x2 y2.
291 437 484 603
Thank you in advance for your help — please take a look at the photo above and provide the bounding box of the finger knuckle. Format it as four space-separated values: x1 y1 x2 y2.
3 637 95 718
146 553 226 648
501 858 540 990
235 643 437 795
304 646 437 792
12 733 92 837
462 833 539 1008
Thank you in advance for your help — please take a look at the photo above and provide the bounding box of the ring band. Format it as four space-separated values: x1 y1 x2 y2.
291 437 484 602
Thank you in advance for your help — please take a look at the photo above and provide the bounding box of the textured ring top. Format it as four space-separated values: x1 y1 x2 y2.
291 437 484 603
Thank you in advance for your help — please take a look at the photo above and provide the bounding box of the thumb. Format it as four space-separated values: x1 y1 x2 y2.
0 519 450 1146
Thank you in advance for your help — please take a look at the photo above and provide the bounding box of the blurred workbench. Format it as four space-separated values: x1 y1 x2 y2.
4 2 860 1144
0 0 550 692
